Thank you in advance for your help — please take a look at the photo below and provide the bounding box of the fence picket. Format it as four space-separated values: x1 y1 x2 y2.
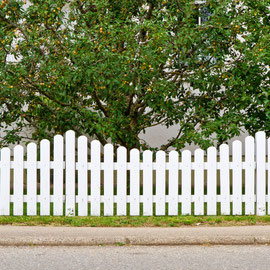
65 130 76 216
182 150 191 215
245 136 255 215
117 146 127 215
155 151 166 216
27 143 37 216
104 144 114 216
256 131 266 216
143 150 153 216
207 147 217 215
40 139 50 216
13 145 24 216
232 140 242 215
220 144 230 215
268 138 270 215
168 151 179 215
194 149 204 215
78 136 88 216
130 148 140 216
53 135 64 216
91 140 101 216
0 148 10 215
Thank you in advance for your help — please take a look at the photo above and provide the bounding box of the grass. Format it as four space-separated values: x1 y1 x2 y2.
1 215 270 227
1 202 268 227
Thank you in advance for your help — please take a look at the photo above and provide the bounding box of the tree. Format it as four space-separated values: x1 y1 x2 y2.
0 0 269 150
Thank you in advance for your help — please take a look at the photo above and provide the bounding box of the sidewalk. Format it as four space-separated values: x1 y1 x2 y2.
0 225 270 246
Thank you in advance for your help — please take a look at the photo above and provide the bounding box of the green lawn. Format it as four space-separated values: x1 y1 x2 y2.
1 215 270 227
1 202 269 227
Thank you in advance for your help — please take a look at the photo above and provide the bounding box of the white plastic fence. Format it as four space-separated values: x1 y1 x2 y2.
0 130 269 216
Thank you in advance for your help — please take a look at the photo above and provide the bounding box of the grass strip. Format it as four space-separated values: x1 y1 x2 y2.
1 215 270 227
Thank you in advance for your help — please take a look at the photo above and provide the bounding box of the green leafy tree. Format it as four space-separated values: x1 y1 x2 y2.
0 0 269 150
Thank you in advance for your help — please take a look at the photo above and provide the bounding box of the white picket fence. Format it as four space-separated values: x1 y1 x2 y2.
0 130 269 216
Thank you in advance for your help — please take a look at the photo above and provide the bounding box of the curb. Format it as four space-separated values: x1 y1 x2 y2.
0 226 270 246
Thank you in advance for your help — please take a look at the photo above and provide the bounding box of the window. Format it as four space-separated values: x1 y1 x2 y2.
195 1 213 25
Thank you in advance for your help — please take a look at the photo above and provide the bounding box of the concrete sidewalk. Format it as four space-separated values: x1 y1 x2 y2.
0 225 270 246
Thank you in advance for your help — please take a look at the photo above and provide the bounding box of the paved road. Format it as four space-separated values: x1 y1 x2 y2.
0 245 269 270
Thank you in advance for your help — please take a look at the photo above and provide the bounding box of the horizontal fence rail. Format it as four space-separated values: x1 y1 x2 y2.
0 130 269 217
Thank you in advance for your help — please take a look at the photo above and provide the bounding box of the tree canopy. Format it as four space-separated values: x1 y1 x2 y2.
0 0 269 150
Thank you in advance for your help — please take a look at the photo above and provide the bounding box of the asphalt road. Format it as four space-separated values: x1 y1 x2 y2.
0 245 269 270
